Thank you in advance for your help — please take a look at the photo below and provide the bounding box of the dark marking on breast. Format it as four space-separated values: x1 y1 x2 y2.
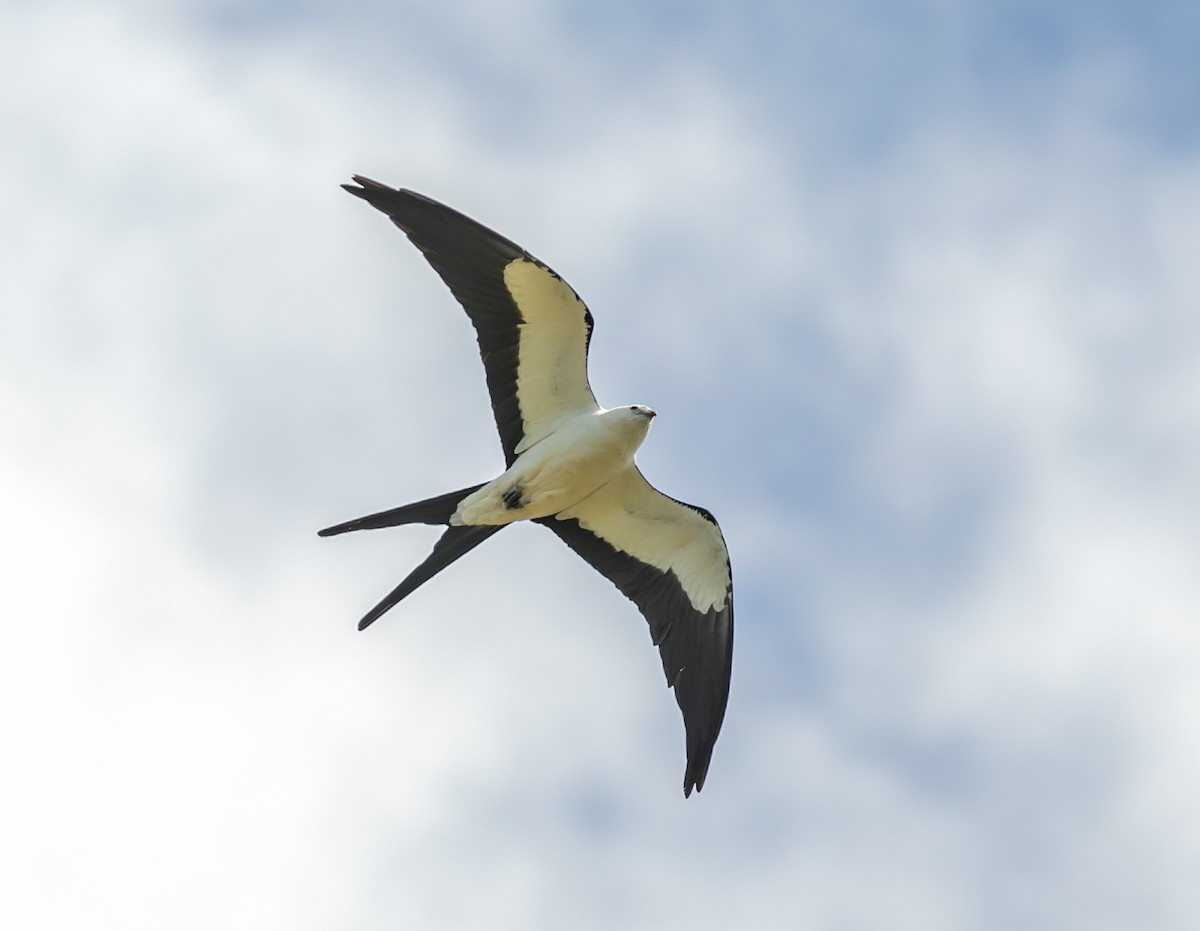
502 486 525 509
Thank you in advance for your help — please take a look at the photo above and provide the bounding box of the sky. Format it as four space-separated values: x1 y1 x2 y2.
3 0 1199 928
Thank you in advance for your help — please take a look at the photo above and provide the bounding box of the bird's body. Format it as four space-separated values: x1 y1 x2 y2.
452 405 655 526
321 178 734 796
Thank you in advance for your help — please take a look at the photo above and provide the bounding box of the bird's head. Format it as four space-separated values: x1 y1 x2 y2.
608 404 657 448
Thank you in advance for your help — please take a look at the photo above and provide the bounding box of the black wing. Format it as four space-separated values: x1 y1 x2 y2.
343 177 599 466
538 468 734 796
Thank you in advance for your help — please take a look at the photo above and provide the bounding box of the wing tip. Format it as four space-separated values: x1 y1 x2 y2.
342 175 419 207
682 757 711 798
342 175 447 212
343 174 387 195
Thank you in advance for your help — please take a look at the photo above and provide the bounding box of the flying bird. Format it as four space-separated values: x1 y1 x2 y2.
320 177 733 796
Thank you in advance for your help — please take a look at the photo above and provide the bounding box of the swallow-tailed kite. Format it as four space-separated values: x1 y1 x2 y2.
320 177 733 796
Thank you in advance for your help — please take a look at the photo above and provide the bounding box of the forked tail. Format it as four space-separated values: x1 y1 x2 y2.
318 484 504 629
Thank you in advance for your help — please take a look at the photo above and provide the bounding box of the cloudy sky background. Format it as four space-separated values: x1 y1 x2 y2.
3 0 1199 927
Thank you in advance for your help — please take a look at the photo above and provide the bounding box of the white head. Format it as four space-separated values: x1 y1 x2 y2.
603 404 657 452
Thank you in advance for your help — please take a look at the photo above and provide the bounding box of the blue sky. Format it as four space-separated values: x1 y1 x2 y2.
3 1 1199 928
